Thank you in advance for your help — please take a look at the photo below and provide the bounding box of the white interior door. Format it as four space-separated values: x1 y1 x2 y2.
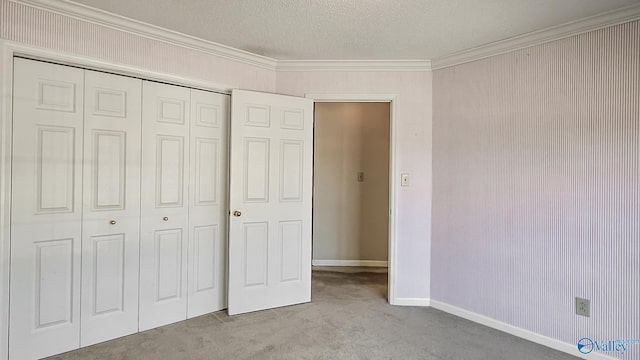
139 81 190 331
228 89 313 315
80 70 142 346
9 58 84 359
187 89 229 318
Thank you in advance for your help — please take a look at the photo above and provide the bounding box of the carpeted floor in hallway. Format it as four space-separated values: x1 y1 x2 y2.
48 270 580 360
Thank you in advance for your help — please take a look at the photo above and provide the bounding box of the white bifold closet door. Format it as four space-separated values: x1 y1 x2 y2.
139 81 191 331
139 81 228 330
187 89 228 317
10 58 228 359
10 58 143 358
80 70 142 346
10 58 85 360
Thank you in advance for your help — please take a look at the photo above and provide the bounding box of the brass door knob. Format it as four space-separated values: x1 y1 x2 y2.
109 220 116 225
163 216 169 221
233 210 242 217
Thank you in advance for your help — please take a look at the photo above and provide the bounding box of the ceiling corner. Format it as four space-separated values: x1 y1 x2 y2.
431 2 640 70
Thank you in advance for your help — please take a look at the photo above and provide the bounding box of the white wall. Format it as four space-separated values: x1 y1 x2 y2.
313 102 389 263
277 71 433 300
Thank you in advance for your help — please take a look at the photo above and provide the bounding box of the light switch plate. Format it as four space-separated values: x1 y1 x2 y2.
401 173 410 187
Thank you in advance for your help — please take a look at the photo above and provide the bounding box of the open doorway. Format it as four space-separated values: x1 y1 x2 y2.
311 101 392 301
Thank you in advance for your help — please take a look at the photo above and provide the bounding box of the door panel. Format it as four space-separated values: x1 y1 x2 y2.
155 229 184 300
228 90 313 315
10 58 84 359
243 222 269 287
280 141 304 201
193 225 217 290
90 234 125 314
92 131 126 209
36 126 76 212
156 135 185 206
280 220 303 282
34 238 74 327
80 70 142 346
244 138 270 202
139 81 190 331
187 89 228 318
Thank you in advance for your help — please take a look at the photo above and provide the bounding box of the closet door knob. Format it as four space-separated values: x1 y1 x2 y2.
109 220 117 225
163 216 169 221
233 210 242 217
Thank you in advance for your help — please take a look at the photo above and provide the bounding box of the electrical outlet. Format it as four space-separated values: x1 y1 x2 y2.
576 297 590 317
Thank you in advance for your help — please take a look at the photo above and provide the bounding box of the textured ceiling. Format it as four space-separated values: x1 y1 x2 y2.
72 0 640 60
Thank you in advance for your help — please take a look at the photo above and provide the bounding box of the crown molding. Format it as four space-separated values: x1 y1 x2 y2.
12 0 640 73
431 3 640 70
12 0 279 70
277 59 431 72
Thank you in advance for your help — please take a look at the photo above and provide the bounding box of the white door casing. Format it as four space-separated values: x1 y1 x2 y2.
187 89 229 317
80 70 142 346
305 93 397 305
9 58 84 359
139 81 190 331
228 89 313 315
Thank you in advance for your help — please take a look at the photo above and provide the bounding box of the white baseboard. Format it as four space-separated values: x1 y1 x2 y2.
430 300 618 360
312 260 388 267
392 297 431 307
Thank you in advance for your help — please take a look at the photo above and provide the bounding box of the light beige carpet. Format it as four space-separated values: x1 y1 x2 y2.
48 270 580 360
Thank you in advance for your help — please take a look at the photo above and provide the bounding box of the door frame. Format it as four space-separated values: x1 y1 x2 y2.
305 94 398 305
0 40 234 360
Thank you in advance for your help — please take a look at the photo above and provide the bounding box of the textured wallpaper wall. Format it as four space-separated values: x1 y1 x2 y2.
0 0 276 92
432 20 639 358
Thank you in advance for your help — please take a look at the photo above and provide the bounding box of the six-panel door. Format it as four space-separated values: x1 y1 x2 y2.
139 81 191 331
188 89 229 318
10 58 85 359
228 90 313 315
80 70 142 346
